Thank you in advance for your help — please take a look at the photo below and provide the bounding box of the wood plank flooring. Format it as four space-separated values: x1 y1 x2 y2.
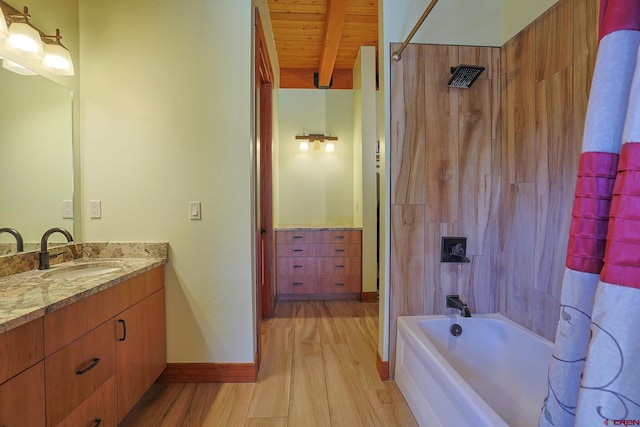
120 300 417 426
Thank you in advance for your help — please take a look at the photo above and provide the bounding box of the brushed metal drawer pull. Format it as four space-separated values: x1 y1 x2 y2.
293 236 303 239
118 319 127 341
293 265 304 268
335 265 345 268
293 249 304 252
335 249 345 253
335 283 345 287
94 419 103 427
293 282 304 286
335 235 345 239
76 358 100 375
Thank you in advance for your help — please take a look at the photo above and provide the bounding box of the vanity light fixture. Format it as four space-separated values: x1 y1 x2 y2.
0 2 74 76
2 57 36 75
0 4 8 40
4 6 43 59
295 133 338 152
42 29 74 76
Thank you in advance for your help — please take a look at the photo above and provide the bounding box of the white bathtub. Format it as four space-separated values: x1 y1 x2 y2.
395 313 552 427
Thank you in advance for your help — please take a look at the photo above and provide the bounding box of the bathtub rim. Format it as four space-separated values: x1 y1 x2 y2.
395 312 552 427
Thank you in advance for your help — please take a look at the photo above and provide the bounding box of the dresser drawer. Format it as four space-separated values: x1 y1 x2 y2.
316 256 361 276
276 257 319 276
45 320 116 426
276 229 361 244
315 230 361 244
277 243 361 258
277 275 320 294
317 275 361 293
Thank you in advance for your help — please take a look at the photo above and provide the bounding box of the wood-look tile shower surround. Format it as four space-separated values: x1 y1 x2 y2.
389 0 598 373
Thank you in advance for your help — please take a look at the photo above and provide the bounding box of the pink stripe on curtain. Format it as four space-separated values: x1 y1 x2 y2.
601 142 640 288
566 152 619 273
599 0 640 41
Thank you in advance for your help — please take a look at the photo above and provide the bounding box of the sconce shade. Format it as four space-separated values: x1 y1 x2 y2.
299 141 309 152
325 142 335 152
0 10 8 39
2 58 37 75
42 43 74 75
5 22 43 58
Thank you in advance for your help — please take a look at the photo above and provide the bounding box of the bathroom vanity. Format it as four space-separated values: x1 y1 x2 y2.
275 228 362 300
0 243 167 426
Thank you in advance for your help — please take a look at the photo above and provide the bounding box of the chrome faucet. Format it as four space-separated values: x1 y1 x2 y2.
0 228 24 252
446 294 471 317
39 227 73 270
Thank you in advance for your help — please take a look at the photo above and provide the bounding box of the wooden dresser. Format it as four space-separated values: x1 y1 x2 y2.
276 228 362 300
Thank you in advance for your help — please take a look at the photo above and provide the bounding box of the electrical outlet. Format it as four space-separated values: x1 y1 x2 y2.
62 200 73 219
90 200 102 219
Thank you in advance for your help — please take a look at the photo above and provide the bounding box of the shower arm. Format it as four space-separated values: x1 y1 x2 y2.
391 0 440 61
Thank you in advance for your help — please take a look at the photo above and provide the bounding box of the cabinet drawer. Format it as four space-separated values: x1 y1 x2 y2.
316 257 361 276
315 230 361 244
316 275 361 293
276 257 319 276
45 321 116 426
276 229 361 244
0 318 44 384
277 275 319 294
277 243 361 258
0 361 45 427
44 285 117 356
57 374 117 427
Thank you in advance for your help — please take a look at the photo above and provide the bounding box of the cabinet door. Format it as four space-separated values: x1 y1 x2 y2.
0 361 45 427
116 289 166 422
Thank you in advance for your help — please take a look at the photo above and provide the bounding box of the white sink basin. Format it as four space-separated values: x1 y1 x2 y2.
42 262 124 280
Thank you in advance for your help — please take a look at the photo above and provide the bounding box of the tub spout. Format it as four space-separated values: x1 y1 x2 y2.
446 294 472 317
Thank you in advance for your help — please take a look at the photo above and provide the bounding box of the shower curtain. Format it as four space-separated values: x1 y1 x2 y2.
540 1 640 426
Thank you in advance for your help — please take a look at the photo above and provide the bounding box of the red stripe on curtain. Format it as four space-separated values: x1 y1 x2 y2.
567 152 619 273
601 143 640 288
599 0 640 41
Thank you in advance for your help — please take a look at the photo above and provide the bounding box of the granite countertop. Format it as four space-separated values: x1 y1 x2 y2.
0 242 168 334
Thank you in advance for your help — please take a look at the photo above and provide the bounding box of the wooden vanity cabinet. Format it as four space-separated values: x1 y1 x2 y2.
42 266 166 426
276 229 362 300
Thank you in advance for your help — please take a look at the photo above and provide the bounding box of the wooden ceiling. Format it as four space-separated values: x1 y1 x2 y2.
266 0 378 89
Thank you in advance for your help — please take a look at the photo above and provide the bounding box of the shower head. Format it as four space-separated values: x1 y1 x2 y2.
447 64 485 88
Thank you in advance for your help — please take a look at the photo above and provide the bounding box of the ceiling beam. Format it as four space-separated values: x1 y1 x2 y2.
317 0 349 88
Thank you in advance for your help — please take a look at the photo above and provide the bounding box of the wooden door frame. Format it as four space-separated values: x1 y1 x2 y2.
254 7 275 370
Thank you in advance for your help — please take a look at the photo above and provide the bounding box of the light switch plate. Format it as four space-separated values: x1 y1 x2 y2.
62 200 73 219
189 201 201 220
90 200 102 219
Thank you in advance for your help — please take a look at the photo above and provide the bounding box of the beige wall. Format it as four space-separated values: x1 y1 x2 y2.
276 89 355 227
79 0 256 362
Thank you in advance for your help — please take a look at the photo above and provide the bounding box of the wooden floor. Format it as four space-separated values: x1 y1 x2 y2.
121 300 417 426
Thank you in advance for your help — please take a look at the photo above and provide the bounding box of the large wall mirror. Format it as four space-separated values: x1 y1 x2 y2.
0 63 73 255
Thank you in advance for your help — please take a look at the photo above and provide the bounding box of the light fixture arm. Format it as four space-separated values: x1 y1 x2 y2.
296 133 338 143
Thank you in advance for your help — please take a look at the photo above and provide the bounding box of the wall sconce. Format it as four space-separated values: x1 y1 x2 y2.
0 1 74 76
295 133 338 152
